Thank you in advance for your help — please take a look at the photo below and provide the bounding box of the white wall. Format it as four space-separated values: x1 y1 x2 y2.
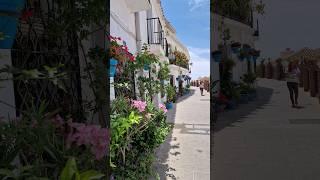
0 49 16 120
212 13 256 85
110 0 137 54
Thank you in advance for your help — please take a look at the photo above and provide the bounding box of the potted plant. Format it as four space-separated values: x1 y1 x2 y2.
135 44 159 71
165 85 176 110
231 42 241 54
212 50 222 62
109 58 118 77
238 83 250 103
0 0 26 49
242 44 251 53
248 87 257 100
251 49 260 62
108 35 135 76
238 49 246 61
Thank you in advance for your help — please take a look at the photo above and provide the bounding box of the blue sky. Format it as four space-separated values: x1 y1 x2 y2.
162 0 210 79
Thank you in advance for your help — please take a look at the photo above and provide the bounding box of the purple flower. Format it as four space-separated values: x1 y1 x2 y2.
131 100 147 112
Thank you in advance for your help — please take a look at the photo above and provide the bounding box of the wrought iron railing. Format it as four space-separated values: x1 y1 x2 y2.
11 0 83 119
147 17 166 51
212 0 253 27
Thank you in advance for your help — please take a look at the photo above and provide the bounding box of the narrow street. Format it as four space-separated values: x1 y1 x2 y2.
156 87 210 180
213 78 320 180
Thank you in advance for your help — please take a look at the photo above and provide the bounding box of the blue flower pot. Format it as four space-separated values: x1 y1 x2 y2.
238 55 245 61
248 91 257 101
231 47 240 54
109 58 118 77
0 0 25 49
212 52 222 62
0 0 25 13
246 55 252 61
143 64 150 71
239 94 249 104
166 102 173 110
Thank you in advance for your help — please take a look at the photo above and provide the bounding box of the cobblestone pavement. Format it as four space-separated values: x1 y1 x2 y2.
213 78 320 180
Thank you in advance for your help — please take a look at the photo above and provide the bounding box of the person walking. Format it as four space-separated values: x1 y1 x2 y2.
199 81 204 96
285 62 301 108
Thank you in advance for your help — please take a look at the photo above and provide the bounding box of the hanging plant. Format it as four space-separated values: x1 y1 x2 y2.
108 35 135 63
135 44 159 70
212 50 222 62
231 42 241 54
0 0 26 49
173 50 189 69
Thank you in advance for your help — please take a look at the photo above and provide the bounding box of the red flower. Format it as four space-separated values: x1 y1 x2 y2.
21 9 33 21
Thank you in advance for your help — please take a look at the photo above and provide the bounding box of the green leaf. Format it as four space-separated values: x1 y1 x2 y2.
0 169 12 176
60 157 78 180
79 170 105 180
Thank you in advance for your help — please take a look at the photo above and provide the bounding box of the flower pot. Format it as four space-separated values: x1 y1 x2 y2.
212 51 222 62
242 44 251 53
238 55 245 61
143 64 150 71
246 55 252 61
0 0 25 49
109 58 118 77
231 47 240 54
248 91 257 101
239 93 249 104
165 102 173 110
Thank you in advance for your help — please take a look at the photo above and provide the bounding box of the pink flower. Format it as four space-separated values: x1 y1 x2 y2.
159 103 168 113
131 100 147 112
66 122 109 160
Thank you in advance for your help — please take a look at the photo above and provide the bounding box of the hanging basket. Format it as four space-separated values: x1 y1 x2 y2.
109 58 118 77
231 42 241 54
143 64 150 71
212 50 222 62
0 0 25 49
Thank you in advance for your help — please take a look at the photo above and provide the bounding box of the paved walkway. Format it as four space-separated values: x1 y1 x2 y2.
156 87 210 180
213 78 320 180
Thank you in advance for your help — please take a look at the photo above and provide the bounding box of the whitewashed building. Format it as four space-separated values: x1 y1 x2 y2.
211 5 260 93
110 0 190 103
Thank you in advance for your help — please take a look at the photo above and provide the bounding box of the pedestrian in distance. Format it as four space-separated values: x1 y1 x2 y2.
199 81 204 96
285 62 301 108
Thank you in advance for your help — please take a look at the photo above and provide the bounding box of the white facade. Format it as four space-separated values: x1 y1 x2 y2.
110 0 190 103
212 12 257 92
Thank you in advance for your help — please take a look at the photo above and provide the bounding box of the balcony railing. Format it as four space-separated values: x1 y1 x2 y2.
212 1 253 27
147 17 167 52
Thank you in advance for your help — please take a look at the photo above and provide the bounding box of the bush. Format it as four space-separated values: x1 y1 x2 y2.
110 98 171 179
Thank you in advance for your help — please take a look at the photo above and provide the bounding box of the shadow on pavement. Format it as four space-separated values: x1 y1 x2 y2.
154 129 179 180
213 86 274 133
153 90 197 179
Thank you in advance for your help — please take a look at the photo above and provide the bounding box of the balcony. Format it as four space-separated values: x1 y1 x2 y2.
125 0 151 13
147 18 167 56
212 1 253 27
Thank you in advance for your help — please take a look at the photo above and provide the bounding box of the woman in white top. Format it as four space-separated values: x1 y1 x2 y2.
286 62 301 107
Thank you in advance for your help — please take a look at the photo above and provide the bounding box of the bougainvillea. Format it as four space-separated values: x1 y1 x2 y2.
108 35 135 62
